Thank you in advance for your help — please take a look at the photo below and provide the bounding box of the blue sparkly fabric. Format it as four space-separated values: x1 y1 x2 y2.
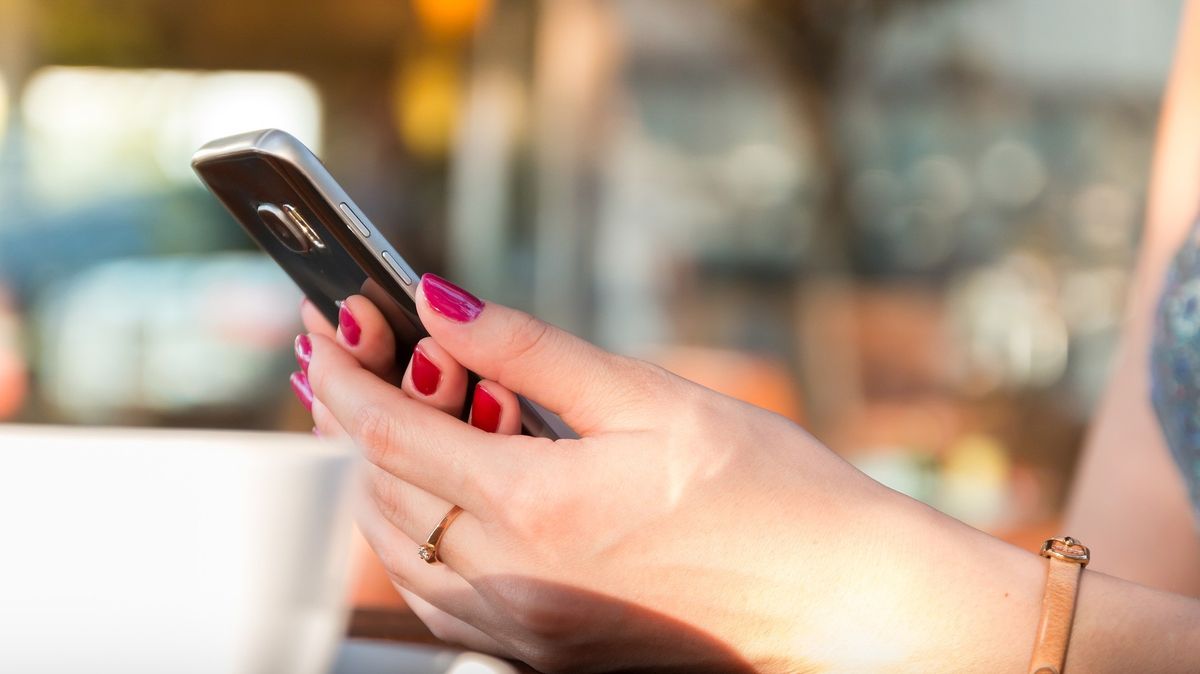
1151 221 1200 517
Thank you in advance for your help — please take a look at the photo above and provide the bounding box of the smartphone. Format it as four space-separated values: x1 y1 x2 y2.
192 128 573 439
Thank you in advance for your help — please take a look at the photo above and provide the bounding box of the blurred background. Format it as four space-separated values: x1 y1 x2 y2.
0 0 1184 569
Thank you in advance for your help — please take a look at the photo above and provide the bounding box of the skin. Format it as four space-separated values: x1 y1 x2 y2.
293 6 1200 669
299 282 1199 673
1062 0 1200 597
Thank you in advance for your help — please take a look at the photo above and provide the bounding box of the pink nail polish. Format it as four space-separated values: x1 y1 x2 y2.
421 274 484 323
290 371 313 411
411 347 441 396
470 384 502 433
338 302 362 346
295 334 312 372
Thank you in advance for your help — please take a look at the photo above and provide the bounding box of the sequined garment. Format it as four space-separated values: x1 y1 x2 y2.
1151 222 1200 516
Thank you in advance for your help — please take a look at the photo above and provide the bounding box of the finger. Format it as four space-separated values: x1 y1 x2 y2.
301 298 336 338
363 462 486 574
307 333 532 512
468 381 521 436
398 588 510 657
401 337 469 418
415 274 668 434
353 480 490 623
312 396 350 439
336 296 398 381
290 370 314 413
290 367 348 438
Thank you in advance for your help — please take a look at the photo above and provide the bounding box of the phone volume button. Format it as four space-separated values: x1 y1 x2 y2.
339 203 371 238
381 251 414 286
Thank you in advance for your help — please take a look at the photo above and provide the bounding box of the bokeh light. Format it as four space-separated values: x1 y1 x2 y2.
0 0 1182 579
21 67 322 207
0 289 26 420
976 140 1048 209
394 55 461 158
0 76 8 146
412 0 492 39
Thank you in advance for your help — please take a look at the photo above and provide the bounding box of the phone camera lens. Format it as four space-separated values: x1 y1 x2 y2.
283 204 325 250
257 203 311 253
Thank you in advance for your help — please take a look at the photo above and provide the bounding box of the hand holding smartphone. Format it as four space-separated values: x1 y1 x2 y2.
192 129 573 439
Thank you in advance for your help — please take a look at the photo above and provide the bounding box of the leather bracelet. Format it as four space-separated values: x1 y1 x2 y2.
1027 536 1090 674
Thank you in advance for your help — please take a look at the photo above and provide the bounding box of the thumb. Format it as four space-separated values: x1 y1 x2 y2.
415 274 664 435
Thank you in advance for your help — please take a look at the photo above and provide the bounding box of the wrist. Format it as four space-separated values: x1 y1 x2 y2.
902 501 1046 671
810 493 1045 672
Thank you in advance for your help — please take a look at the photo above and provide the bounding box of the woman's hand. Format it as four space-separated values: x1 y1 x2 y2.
296 275 1048 673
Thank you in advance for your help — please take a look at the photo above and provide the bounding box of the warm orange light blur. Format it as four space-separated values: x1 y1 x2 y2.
394 54 461 158
652 347 805 423
411 0 491 40
0 76 8 145
0 292 24 419
0 351 26 419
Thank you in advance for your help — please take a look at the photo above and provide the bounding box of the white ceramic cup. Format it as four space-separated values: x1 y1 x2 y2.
0 425 354 674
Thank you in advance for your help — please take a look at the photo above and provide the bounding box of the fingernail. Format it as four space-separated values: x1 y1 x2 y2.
421 274 484 323
295 334 312 372
411 346 441 396
470 384 502 433
312 426 321 437
338 302 362 346
290 371 313 411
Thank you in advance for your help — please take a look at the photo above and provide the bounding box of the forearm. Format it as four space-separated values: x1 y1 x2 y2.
1067 569 1200 672
862 496 1200 673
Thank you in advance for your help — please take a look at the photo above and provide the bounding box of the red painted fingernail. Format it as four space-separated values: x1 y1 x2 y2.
338 302 361 346
411 346 441 396
290 371 313 411
295 334 312 372
470 384 502 433
421 274 484 323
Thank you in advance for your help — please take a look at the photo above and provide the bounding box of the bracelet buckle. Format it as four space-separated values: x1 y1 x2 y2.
1039 536 1090 567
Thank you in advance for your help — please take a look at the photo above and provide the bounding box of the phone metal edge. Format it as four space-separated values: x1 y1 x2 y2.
192 129 578 440
191 129 421 302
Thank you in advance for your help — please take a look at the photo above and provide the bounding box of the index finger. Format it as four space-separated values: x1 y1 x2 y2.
414 275 664 435
306 333 522 512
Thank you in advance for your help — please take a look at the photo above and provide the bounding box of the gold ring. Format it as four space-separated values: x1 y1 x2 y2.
418 505 463 564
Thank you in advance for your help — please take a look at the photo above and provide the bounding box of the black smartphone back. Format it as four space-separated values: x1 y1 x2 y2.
192 129 572 439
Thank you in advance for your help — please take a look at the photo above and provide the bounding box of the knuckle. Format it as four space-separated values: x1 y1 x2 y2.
485 443 560 531
626 359 677 396
584 357 678 423
350 404 396 464
504 312 555 365
672 383 724 432
465 464 508 513
452 436 517 507
481 436 543 505
367 472 407 530
501 488 551 542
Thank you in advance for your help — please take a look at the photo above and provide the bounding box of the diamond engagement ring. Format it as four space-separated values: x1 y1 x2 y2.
419 505 464 564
